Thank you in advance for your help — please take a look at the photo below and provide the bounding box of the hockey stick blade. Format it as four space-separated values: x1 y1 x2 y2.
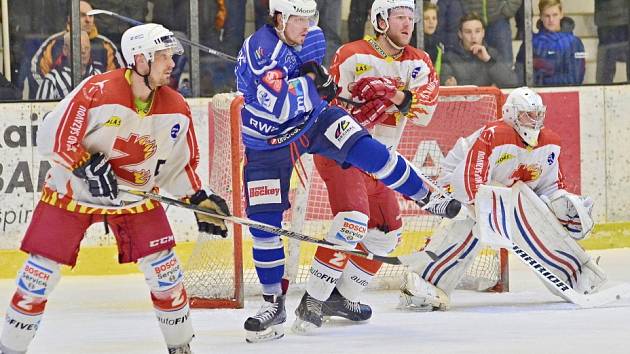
87 9 237 62
119 189 390 262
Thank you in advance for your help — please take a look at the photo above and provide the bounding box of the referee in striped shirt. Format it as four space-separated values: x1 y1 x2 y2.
36 31 101 100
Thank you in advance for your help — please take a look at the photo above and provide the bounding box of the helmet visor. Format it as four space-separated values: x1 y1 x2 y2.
389 6 419 23
287 11 319 27
158 34 184 56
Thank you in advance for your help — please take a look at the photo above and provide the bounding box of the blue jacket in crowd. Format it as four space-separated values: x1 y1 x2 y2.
516 17 586 86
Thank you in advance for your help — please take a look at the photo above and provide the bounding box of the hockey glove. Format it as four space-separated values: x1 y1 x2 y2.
350 76 399 102
189 189 231 237
300 61 339 102
350 97 394 129
72 152 118 199
415 191 461 219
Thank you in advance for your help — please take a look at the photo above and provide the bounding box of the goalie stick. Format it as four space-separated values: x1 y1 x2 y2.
119 189 397 262
87 9 237 63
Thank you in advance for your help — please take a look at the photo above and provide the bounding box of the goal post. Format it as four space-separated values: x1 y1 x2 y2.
184 87 509 309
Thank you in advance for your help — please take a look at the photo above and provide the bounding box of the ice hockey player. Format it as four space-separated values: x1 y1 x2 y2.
235 0 461 343
0 24 230 354
293 0 445 333
398 87 605 311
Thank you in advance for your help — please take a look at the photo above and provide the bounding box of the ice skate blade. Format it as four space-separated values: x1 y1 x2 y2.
245 324 285 343
291 318 319 334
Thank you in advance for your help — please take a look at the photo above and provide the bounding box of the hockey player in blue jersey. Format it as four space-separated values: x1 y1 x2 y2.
235 0 461 343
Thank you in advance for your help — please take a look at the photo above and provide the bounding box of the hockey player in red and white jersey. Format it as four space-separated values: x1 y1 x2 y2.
398 87 605 311
293 0 456 332
0 24 229 354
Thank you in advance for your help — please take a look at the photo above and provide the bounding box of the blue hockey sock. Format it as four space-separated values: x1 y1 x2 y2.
346 136 429 200
249 211 285 295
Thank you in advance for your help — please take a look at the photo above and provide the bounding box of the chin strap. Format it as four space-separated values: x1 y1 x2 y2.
385 34 405 52
133 61 154 91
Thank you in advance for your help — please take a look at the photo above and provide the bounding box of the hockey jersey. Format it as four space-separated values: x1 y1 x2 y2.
37 68 202 213
440 120 566 204
329 36 439 151
235 25 328 150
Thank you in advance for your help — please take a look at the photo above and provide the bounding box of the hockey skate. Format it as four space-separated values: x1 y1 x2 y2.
322 288 372 322
416 191 461 219
244 294 286 343
292 291 324 333
398 271 450 312
168 343 192 354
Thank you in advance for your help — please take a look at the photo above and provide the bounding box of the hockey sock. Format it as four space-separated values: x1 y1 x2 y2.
1 255 60 353
139 250 193 348
249 211 285 296
345 137 429 201
305 246 350 301
336 245 382 302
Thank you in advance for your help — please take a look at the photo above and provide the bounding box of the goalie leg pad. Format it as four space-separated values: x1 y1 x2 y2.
399 271 450 311
1 255 61 353
408 218 480 295
139 250 193 348
512 183 606 294
305 246 348 301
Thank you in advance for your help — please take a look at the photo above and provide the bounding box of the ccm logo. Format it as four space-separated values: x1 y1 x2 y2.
343 221 366 233
154 258 178 274
150 235 175 248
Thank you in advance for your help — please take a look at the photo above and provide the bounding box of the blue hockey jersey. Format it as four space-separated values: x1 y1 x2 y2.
235 25 328 150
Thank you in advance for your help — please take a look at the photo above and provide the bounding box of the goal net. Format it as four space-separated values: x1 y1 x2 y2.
183 87 509 308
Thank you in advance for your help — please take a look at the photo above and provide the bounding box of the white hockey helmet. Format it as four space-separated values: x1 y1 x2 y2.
121 23 184 68
371 0 417 34
502 87 546 146
269 0 319 28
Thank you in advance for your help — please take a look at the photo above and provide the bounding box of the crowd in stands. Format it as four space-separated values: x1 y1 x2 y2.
0 0 628 102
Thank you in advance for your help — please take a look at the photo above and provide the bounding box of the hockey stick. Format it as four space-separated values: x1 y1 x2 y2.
87 9 237 63
119 189 400 262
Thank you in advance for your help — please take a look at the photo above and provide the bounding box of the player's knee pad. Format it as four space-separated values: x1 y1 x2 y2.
361 227 402 256
13 254 61 313
399 271 450 311
326 211 369 248
407 218 480 295
138 249 193 347
512 183 606 293
305 247 348 301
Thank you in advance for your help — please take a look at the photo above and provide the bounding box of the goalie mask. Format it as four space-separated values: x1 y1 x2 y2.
502 87 546 146
121 23 184 68
269 0 319 29
370 0 418 34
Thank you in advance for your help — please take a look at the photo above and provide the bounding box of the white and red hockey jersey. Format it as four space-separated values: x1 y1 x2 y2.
441 120 566 204
329 36 439 150
37 68 202 213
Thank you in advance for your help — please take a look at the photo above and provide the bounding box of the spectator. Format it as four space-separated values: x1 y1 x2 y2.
423 2 445 75
435 0 464 50
594 0 630 83
28 0 122 98
514 0 585 86
441 12 518 87
36 31 101 100
254 0 270 30
90 0 148 45
316 0 342 66
460 0 522 63
348 0 375 42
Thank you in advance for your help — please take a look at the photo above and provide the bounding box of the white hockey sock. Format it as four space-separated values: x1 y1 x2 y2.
305 258 343 301
335 260 375 302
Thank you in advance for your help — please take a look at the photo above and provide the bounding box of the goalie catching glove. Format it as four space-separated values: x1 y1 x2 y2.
300 61 339 102
72 152 118 199
541 189 594 240
189 189 231 237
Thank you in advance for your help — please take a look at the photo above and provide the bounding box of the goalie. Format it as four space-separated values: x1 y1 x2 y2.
399 87 605 311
